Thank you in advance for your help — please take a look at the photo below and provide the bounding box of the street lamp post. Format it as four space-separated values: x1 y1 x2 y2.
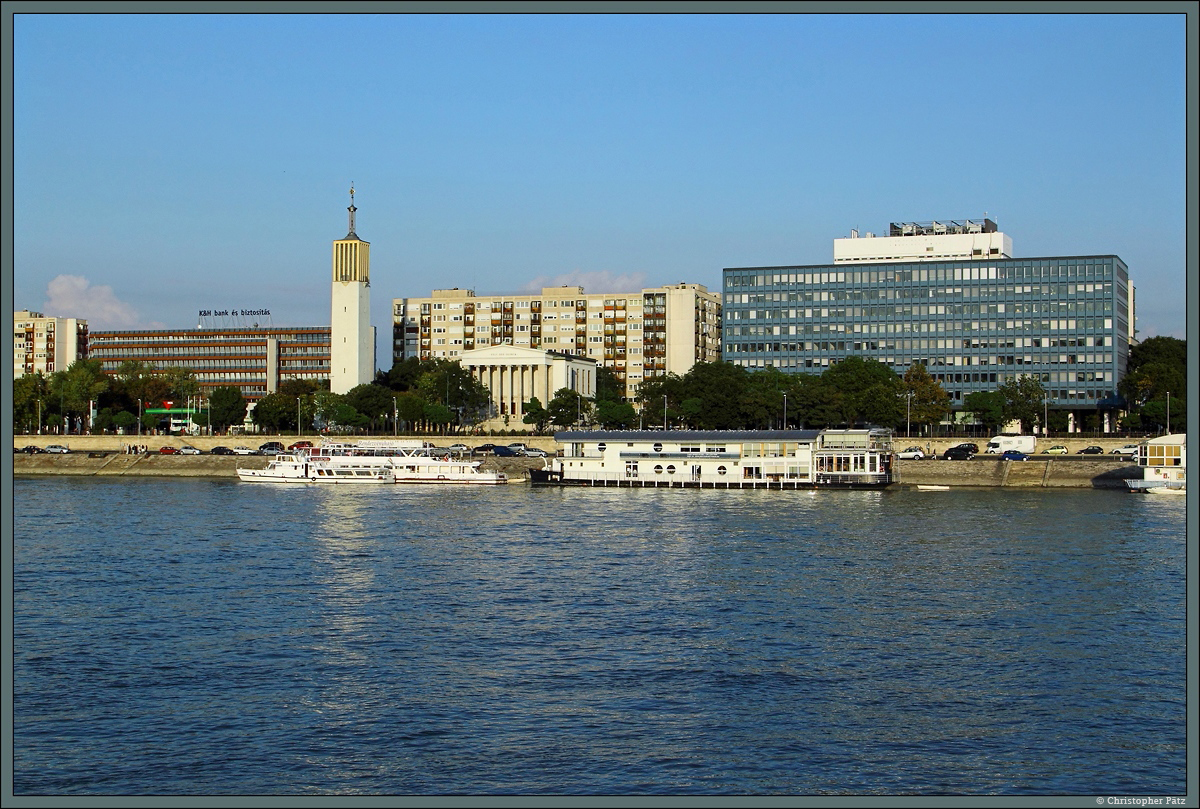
663 395 668 431
393 397 398 437
782 393 787 430
1166 391 1170 433
297 397 302 437
137 398 143 438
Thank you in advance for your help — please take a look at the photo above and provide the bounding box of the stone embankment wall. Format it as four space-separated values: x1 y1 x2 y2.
12 452 549 480
893 458 1142 489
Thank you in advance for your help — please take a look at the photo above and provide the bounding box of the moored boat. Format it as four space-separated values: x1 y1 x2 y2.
532 428 895 489
1125 434 1186 494
237 454 394 484
303 440 508 485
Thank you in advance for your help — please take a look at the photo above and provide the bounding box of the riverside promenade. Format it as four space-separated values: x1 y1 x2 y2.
12 435 1145 488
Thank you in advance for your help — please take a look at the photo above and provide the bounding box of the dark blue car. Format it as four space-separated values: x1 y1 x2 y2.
1001 450 1029 461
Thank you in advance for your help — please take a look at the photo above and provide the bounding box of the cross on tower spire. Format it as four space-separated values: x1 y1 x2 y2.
346 182 357 238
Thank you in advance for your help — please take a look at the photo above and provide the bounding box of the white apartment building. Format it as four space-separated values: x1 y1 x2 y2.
13 310 88 378
393 283 722 402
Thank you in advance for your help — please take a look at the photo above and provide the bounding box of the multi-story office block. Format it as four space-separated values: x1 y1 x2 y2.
13 310 88 378
88 326 331 403
723 220 1132 422
393 283 722 402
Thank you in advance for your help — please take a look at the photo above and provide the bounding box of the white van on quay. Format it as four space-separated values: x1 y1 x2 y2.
985 435 1037 455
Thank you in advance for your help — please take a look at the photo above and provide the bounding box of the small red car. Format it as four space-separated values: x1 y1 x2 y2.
159 446 180 455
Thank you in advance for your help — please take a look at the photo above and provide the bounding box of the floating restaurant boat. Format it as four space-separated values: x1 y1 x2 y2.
1125 434 1186 494
304 439 509 485
529 428 895 489
237 453 395 484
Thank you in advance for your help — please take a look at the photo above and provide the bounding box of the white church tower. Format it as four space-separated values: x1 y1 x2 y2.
330 184 374 394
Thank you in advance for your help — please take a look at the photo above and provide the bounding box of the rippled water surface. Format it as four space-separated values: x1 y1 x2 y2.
13 479 1188 795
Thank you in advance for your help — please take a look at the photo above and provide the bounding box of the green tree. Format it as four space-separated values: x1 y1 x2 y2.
963 390 1006 433
208 386 247 431
998 375 1047 434
594 365 625 403
679 362 749 429
636 372 686 427
251 392 295 433
47 359 109 432
415 359 491 432
594 399 637 429
423 402 454 434
902 363 952 436
12 373 49 433
547 387 587 429
113 410 138 434
1119 336 1185 433
821 357 903 427
345 383 396 432
522 396 551 432
394 392 427 432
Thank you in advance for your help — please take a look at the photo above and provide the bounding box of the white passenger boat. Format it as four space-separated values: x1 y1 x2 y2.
1125 434 1186 494
237 454 395 484
304 440 509 485
531 428 895 489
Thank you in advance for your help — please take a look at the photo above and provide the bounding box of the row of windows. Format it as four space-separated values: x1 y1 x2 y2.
726 259 1122 288
727 282 1115 305
90 332 330 344
727 317 1115 337
728 301 1114 321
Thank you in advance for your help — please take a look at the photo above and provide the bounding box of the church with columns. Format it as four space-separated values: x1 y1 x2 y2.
458 344 596 425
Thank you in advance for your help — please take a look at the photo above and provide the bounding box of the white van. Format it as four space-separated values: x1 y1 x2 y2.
985 435 1037 454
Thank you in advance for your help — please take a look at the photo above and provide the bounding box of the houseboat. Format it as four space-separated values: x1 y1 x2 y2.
530 428 895 489
1126 434 1186 494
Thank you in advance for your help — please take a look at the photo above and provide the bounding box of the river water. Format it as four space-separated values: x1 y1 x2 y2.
12 478 1188 796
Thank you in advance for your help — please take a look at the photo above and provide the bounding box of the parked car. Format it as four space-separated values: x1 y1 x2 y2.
232 446 258 455
447 443 469 453
896 446 926 460
507 442 529 453
1000 450 1030 461
952 443 980 455
17 445 45 454
492 446 522 457
524 447 549 457
475 443 499 454
941 446 975 461
158 446 180 455
288 440 313 451
259 442 286 455
1110 444 1139 455
210 446 235 456
1042 445 1069 455
43 445 70 454
178 445 202 455
1077 445 1105 455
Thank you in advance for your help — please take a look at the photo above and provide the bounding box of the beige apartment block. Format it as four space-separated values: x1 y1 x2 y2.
13 310 88 378
393 282 722 402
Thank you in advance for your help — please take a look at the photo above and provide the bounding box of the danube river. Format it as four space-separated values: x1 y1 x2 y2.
12 478 1188 796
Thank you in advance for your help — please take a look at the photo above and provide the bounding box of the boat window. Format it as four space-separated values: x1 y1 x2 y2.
666 465 676 474
653 465 663 474
653 443 663 453
717 465 727 475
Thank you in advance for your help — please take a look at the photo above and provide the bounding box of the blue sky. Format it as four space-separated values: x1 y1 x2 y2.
12 11 1189 368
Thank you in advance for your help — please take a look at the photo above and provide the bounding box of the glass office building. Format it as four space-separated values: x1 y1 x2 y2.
722 254 1131 418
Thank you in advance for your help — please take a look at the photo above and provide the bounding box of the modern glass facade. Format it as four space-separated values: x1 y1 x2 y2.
722 255 1130 412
